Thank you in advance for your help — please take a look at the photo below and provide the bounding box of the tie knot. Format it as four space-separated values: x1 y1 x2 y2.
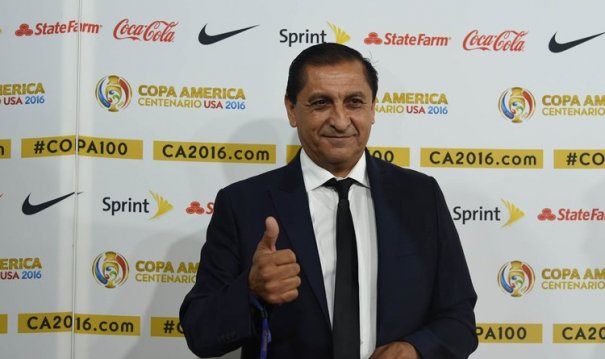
324 178 356 200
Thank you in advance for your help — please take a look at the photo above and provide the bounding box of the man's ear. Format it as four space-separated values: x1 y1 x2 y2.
284 96 297 128
371 98 376 124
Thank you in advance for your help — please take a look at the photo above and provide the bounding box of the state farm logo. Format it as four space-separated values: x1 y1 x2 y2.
363 32 450 47
538 208 605 222
15 24 34 36
15 20 101 37
463 29 527 52
113 18 178 42
537 208 556 221
364 32 382 45
185 201 214 215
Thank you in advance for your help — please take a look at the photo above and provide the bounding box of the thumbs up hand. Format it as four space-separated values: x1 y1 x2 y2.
249 217 301 304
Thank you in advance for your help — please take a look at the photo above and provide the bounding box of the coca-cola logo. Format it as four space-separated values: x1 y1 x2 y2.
463 29 527 52
113 18 177 42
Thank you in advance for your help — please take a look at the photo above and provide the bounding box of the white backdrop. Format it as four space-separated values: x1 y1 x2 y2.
2 1 605 358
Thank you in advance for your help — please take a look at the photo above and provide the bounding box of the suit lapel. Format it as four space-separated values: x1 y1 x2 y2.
367 154 403 346
270 154 331 327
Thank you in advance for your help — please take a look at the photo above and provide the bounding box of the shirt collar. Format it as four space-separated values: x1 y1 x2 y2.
300 148 370 192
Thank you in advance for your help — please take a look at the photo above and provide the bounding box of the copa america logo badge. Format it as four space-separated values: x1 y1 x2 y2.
498 260 535 297
96 75 132 112
498 87 536 123
92 251 129 288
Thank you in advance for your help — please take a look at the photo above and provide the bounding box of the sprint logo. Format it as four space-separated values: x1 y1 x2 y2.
102 191 173 220
328 22 350 44
452 199 524 226
149 191 173 219
501 199 524 226
280 21 350 47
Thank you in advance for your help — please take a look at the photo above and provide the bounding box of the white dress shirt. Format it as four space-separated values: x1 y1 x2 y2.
300 149 378 359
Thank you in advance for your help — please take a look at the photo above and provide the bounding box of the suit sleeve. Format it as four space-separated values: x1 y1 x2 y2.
179 188 258 358
404 178 478 358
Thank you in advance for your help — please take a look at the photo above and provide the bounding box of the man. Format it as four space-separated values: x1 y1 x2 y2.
180 43 477 359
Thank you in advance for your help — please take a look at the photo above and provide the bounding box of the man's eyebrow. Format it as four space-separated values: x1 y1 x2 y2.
305 92 332 103
344 91 368 98
305 91 369 102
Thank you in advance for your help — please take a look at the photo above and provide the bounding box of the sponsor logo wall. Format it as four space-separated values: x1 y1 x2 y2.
2 1 605 358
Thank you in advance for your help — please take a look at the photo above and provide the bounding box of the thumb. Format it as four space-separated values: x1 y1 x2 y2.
258 216 279 251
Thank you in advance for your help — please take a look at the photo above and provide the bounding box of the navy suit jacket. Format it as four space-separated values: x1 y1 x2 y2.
180 151 477 358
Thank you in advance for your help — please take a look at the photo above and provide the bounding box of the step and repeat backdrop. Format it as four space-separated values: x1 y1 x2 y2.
1 0 605 358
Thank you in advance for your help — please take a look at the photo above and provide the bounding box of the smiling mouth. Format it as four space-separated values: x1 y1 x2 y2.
325 135 354 141
323 135 355 146
324 133 355 138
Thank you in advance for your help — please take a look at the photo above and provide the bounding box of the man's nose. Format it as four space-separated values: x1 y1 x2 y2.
330 103 350 130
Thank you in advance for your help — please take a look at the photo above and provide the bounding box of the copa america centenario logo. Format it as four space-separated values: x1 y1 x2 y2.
498 260 535 297
96 75 132 112
498 87 536 123
92 251 129 288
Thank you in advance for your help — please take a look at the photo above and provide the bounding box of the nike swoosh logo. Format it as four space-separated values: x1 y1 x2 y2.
549 31 605 53
22 192 80 215
198 24 258 45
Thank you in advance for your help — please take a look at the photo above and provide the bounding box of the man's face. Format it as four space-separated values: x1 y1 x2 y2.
285 60 375 177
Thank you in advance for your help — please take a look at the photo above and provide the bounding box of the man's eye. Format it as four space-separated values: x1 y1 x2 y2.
311 99 328 107
347 98 364 106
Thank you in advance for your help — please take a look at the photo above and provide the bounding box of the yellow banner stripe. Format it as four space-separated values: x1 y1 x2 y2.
368 146 410 167
74 314 140 336
554 149 605 169
0 139 10 159
78 136 143 159
421 148 543 169
150 317 184 337
553 324 605 343
18 313 140 336
286 145 410 167
477 323 542 343
0 314 7 334
22 136 74 158
154 141 275 163
21 136 143 159
286 145 301 163
19 312 72 333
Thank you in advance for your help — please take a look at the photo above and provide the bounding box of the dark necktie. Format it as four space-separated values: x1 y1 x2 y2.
324 178 360 359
